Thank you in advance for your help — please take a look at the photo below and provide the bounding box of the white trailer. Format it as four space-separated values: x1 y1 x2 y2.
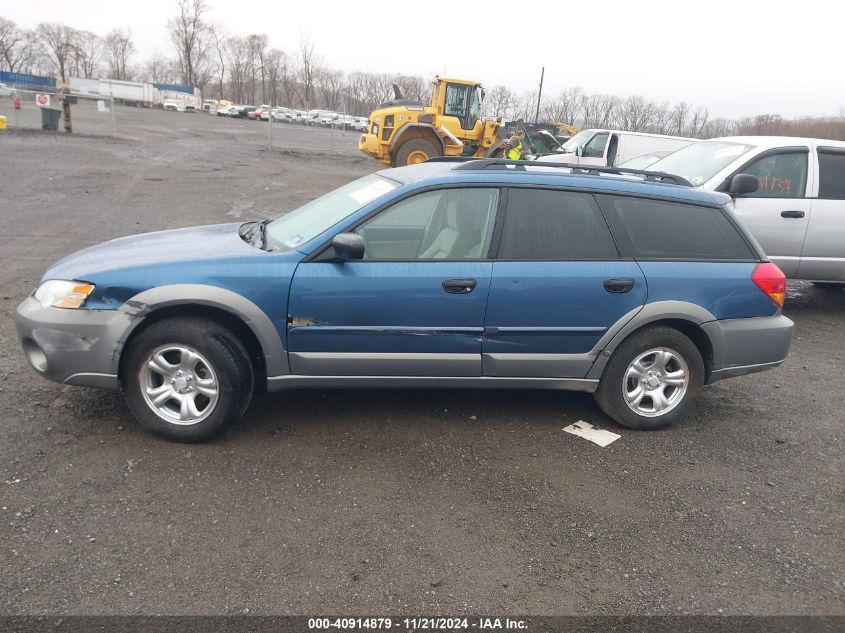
100 79 154 107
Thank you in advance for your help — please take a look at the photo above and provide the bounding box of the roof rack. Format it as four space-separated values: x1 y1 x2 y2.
438 157 692 187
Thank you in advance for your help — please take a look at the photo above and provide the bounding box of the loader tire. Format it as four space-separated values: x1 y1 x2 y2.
394 139 440 166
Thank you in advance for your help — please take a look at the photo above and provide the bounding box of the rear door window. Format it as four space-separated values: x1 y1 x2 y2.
497 188 618 260
598 195 756 260
817 149 845 199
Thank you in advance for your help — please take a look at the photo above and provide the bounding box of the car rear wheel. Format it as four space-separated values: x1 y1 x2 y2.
595 326 704 430
122 317 254 442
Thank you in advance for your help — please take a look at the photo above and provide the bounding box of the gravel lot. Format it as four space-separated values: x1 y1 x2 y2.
0 103 843 616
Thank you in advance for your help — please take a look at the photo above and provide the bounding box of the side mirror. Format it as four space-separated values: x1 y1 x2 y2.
331 233 365 261
575 146 584 157
728 173 759 196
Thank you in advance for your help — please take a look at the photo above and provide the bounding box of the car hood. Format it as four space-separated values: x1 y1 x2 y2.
44 223 275 281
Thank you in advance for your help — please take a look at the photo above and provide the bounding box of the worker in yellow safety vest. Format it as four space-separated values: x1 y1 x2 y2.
504 130 526 160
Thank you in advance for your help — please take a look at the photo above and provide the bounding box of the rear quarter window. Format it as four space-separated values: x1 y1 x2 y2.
598 195 756 260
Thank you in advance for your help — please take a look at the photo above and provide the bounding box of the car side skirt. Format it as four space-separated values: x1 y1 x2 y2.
266 375 599 393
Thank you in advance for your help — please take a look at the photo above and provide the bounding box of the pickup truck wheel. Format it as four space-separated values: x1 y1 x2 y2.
394 139 440 166
122 317 254 442
595 326 704 430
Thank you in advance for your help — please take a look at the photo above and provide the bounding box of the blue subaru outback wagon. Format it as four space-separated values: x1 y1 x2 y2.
16 159 794 441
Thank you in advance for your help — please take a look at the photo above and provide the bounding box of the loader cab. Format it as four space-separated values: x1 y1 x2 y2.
437 79 484 134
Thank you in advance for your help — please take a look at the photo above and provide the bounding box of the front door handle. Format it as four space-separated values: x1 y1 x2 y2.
781 210 805 218
604 278 635 293
442 279 477 294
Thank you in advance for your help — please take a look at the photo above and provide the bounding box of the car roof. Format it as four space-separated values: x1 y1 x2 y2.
706 135 845 148
378 160 731 206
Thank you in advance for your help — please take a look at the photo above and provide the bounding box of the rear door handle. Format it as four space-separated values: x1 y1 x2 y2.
604 278 635 293
442 279 477 294
781 210 805 218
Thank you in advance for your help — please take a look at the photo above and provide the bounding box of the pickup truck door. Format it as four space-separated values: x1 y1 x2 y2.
726 145 813 277
799 145 845 281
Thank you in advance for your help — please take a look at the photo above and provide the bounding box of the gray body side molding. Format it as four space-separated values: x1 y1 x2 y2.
120 284 288 376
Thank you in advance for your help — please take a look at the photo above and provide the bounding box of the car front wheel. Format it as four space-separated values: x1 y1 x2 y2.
122 317 254 442
595 326 704 430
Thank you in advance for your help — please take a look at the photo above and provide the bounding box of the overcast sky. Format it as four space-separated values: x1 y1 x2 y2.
4 0 843 119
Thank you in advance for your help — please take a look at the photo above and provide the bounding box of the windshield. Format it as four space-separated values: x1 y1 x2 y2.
648 141 755 186
266 174 399 249
558 129 596 153
619 153 666 170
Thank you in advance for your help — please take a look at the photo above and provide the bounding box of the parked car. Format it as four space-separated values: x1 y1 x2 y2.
0 82 17 97
648 136 845 284
331 115 357 129
269 108 288 121
163 101 183 112
353 117 369 132
536 130 698 167
230 106 255 119
617 151 674 171
16 159 793 442
305 109 336 126
216 105 235 116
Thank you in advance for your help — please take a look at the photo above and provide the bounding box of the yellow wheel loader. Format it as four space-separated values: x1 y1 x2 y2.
359 77 504 167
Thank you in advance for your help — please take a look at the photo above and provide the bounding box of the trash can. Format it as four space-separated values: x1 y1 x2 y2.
41 107 61 131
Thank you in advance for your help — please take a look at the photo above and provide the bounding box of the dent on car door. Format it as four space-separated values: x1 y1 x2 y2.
286 187 500 377
728 147 812 276
482 188 647 379
799 147 845 281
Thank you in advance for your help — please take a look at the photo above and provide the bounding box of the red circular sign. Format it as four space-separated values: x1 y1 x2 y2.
37 94 48 105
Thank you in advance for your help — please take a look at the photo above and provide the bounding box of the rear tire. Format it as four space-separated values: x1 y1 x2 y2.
595 326 704 430
122 317 254 442
394 139 441 166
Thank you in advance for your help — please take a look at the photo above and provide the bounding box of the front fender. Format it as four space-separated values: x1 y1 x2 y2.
119 284 289 376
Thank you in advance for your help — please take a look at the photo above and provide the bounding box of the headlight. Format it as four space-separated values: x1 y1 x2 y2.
33 280 95 309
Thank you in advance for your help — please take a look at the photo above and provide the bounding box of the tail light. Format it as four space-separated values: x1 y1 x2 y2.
752 262 786 307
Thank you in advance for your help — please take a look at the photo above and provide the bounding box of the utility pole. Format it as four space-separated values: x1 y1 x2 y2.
534 66 545 124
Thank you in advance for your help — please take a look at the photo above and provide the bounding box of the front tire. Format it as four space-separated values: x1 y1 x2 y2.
394 139 441 166
122 317 254 442
595 326 704 430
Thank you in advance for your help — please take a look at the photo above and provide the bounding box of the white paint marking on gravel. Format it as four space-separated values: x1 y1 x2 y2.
563 421 621 447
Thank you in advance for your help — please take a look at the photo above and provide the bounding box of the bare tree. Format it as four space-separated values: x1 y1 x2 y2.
36 22 74 81
264 47 285 106
0 17 38 73
142 52 177 84
541 87 583 126
293 30 322 109
246 33 267 104
688 106 709 137
208 25 228 100
71 30 103 78
484 85 519 119
168 0 210 87
316 67 345 111
225 36 251 103
104 28 134 80
582 93 618 128
670 101 691 136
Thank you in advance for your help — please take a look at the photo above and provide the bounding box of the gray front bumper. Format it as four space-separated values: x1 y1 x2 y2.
15 296 133 390
702 314 794 383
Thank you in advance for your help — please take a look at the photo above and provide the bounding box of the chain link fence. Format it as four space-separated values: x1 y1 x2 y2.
0 88 145 135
